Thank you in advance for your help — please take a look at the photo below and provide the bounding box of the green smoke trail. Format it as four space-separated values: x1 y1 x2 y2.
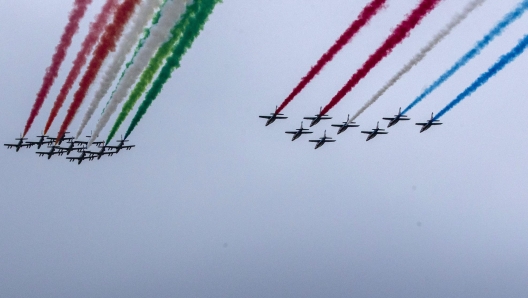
123 0 220 141
106 0 203 141
101 0 168 114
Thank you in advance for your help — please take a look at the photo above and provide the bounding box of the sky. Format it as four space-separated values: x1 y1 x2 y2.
1 0 528 297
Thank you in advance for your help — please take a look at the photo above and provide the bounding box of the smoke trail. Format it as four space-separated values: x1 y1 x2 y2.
23 0 93 137
107 0 202 142
75 0 165 138
90 0 190 145
435 34 528 120
43 0 120 135
320 0 442 116
349 0 485 123
100 0 169 115
275 0 387 114
124 0 220 140
402 0 528 114
55 0 142 142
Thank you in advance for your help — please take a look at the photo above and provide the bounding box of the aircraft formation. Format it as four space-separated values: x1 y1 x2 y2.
4 133 134 164
6 0 528 154
261 0 528 149
260 107 441 149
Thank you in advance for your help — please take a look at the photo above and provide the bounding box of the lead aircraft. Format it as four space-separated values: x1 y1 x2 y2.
415 112 442 133
361 122 388 141
331 114 359 134
285 122 313 141
4 136 31 152
382 107 410 128
309 130 336 149
259 106 288 126
304 107 332 127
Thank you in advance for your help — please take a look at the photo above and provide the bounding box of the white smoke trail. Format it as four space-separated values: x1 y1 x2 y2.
89 0 189 145
349 0 486 123
76 0 164 139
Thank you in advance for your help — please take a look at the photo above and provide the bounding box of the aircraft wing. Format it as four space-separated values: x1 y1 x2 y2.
259 115 271 119
301 131 313 134
431 122 443 125
330 124 343 127
308 140 320 142
382 117 395 120
360 131 373 134
285 131 297 134
320 116 332 120
303 117 317 120
377 131 388 134
27 141 50 145
415 123 427 126
326 140 336 142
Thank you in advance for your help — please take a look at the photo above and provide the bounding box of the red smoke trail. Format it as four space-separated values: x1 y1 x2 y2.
23 0 93 137
56 0 141 141
44 0 120 135
276 0 387 114
320 0 442 115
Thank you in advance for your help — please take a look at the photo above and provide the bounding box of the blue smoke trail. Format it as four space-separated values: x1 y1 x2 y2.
434 34 528 120
402 0 528 114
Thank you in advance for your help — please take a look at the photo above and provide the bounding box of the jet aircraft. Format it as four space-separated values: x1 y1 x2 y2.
36 145 65 159
331 114 360 134
104 138 135 153
57 141 86 155
26 134 52 149
285 122 313 141
416 112 443 133
382 107 410 128
4 136 31 152
361 122 388 141
66 150 95 165
308 130 336 149
304 107 332 127
73 135 105 148
259 106 288 126
86 144 114 160
47 132 74 145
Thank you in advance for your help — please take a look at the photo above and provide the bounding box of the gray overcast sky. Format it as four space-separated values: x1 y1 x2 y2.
1 0 528 297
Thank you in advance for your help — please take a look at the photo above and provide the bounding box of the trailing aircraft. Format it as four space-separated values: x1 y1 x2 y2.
104 137 135 153
415 112 442 133
57 141 86 155
4 136 31 152
304 107 332 127
331 114 359 134
259 106 288 126
382 107 410 128
47 132 74 145
66 150 95 165
36 145 65 159
285 122 313 141
73 135 105 148
26 134 52 149
86 144 114 160
308 130 336 149
361 122 388 141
